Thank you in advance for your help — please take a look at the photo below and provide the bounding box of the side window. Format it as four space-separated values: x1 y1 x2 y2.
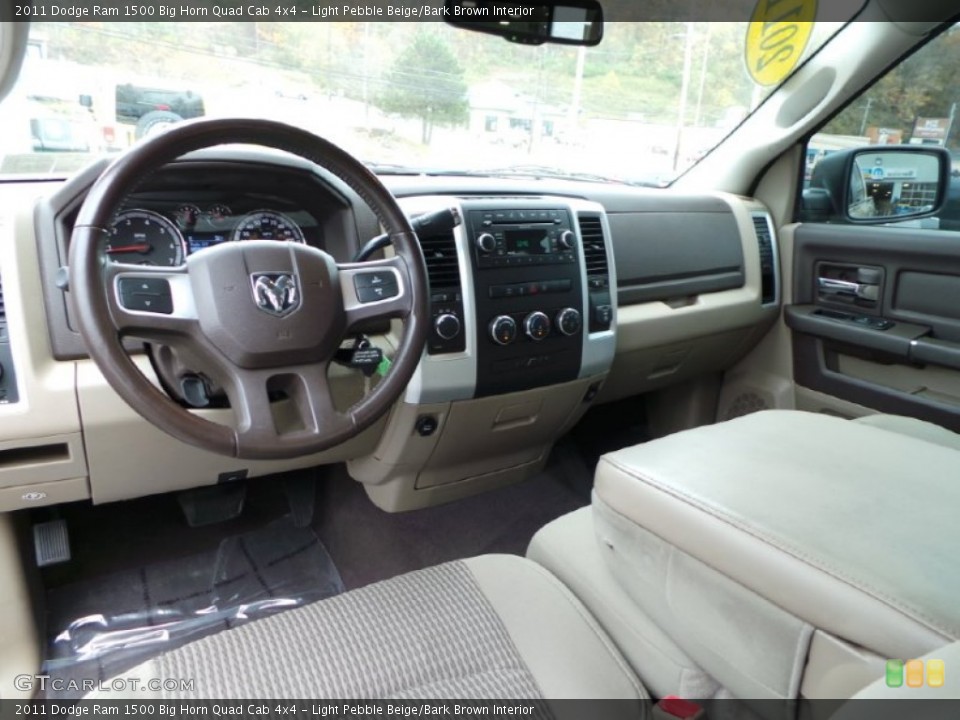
800 24 960 228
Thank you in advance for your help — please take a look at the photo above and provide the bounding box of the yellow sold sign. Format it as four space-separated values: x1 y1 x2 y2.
746 0 817 87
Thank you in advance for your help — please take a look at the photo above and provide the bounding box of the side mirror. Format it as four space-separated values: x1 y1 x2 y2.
444 0 603 46
805 145 951 224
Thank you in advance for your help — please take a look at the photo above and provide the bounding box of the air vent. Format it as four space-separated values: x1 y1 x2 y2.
578 213 614 333
419 232 461 291
578 215 609 280
752 213 777 305
0 272 5 322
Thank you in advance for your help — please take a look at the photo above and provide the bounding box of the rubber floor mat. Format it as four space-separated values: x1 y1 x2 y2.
41 516 344 698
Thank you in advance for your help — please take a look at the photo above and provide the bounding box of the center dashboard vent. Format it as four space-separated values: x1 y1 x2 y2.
419 231 466 355
577 213 614 332
751 213 778 306
578 214 610 282
419 232 461 292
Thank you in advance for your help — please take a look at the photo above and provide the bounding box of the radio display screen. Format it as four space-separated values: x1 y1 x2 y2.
504 228 551 255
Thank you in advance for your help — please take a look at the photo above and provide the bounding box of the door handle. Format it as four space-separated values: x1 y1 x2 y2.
817 277 879 302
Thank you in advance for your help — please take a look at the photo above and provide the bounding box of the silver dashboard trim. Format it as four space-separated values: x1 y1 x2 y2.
400 197 478 405
400 195 617 405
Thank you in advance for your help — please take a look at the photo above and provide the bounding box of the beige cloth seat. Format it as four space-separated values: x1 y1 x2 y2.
97 554 646 707
592 410 960 700
529 507 721 700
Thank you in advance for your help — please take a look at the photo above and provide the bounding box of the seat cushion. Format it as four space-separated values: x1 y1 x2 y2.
528 507 721 700
100 555 646 702
593 410 960 697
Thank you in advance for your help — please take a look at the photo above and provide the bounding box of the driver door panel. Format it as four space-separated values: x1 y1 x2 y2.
787 223 960 431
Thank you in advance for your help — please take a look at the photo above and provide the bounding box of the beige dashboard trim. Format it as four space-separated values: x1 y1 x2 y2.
598 193 777 404
0 513 39 699
0 200 83 441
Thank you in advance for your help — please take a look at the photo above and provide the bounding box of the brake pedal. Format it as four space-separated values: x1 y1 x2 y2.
33 519 71 567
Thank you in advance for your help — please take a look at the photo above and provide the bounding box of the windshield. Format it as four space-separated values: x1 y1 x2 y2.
1 19 846 185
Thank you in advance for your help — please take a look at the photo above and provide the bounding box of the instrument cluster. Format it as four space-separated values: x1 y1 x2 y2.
103 203 310 267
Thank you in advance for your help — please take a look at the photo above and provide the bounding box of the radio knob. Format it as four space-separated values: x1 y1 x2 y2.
556 308 582 336
490 315 518 346
524 311 551 341
559 230 576 250
434 313 461 341
475 233 497 253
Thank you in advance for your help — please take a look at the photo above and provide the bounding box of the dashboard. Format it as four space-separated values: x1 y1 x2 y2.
0 147 780 513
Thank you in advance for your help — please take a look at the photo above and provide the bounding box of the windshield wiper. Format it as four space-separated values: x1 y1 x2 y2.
363 161 430 175
432 164 636 186
365 161 659 187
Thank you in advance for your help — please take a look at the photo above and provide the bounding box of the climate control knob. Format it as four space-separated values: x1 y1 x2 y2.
475 233 497 253
559 230 576 250
434 313 461 341
555 308 582 336
524 311 551 341
490 315 518 346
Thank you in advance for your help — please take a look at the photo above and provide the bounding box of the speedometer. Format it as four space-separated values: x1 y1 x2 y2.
104 210 186 266
232 210 305 244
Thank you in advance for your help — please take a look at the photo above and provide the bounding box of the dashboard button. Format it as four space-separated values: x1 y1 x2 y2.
434 313 461 340
490 315 518 346
524 311 551 341
556 308 582 336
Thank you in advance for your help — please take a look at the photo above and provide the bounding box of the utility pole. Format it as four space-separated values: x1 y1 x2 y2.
945 101 957 146
569 45 586 137
673 22 695 173
859 97 873 136
693 24 711 127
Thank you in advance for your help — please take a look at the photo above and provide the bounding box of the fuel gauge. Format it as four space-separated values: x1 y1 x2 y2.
174 204 201 229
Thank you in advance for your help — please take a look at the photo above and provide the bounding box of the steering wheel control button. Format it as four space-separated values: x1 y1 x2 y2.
118 277 173 314
490 315 518 346
556 308 583 336
354 271 396 288
354 272 399 303
434 313 461 340
524 311 551 341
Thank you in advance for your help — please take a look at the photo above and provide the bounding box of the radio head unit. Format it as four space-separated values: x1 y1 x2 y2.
468 208 577 268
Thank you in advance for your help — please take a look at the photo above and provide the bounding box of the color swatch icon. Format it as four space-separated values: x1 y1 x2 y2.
885 659 944 688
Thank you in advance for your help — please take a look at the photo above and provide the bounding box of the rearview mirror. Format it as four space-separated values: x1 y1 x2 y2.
807 146 951 225
444 0 603 46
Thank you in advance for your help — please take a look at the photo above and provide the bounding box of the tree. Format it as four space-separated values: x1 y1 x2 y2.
380 31 469 144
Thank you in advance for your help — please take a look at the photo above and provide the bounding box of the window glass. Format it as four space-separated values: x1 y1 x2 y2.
803 24 960 229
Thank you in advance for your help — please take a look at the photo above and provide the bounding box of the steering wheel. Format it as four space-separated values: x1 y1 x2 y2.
68 119 429 460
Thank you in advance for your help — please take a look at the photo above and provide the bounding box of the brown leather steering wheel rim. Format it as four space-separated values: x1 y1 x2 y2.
68 118 429 460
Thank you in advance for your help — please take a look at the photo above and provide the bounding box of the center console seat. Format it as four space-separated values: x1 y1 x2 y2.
531 410 960 700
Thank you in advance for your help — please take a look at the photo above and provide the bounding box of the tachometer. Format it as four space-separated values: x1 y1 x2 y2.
104 210 186 266
232 210 305 244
